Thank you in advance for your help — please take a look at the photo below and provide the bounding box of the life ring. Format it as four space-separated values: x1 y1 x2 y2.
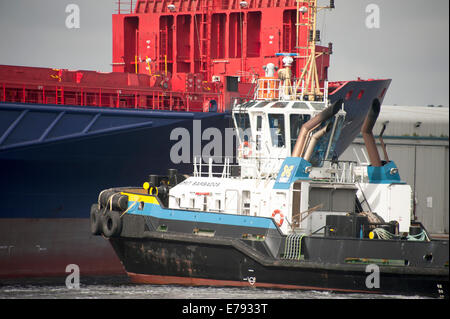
267 90 274 99
239 141 252 159
272 209 284 227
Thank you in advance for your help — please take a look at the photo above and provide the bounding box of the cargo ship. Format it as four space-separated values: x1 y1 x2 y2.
1 0 392 278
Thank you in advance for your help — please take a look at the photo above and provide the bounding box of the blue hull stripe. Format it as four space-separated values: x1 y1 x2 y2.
129 203 277 230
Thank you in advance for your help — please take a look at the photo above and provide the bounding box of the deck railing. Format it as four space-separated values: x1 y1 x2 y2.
193 156 235 178
116 0 136 14
0 82 224 113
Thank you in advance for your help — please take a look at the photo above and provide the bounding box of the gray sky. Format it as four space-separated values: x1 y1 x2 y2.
0 0 448 107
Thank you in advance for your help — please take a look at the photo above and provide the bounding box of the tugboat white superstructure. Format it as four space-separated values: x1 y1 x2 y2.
168 67 349 236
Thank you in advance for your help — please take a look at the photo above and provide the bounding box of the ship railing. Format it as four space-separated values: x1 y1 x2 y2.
192 155 285 180
254 79 297 101
255 78 326 102
310 160 359 184
192 157 359 184
238 155 286 180
279 81 299 101
255 78 281 100
296 80 329 104
323 80 329 103
0 81 225 113
116 0 136 14
193 156 235 179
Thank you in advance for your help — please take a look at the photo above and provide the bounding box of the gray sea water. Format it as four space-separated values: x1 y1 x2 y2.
0 276 430 299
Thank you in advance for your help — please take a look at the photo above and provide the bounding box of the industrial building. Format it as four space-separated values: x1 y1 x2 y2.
340 105 449 235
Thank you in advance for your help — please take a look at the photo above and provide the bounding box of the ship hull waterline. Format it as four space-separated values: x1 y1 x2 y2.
109 232 448 298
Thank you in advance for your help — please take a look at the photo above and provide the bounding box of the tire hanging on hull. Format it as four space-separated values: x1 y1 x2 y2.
90 204 103 235
90 203 123 237
102 211 123 238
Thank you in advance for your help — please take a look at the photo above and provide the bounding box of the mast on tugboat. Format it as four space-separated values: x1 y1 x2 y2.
295 0 335 101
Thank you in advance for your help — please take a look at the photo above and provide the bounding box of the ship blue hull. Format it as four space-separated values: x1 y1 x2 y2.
0 103 231 219
0 103 231 277
0 79 391 278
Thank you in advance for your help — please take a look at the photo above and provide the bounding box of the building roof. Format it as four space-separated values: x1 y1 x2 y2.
374 105 449 139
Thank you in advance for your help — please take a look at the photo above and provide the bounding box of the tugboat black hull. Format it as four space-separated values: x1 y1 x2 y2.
107 213 449 298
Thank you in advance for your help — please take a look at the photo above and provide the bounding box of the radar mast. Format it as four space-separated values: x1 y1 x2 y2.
295 0 335 101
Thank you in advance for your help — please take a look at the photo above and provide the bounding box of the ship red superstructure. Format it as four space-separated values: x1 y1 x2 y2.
113 1 330 83
1 0 332 112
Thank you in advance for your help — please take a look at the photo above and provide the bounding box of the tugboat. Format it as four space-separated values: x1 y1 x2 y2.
90 59 448 299
89 2 448 297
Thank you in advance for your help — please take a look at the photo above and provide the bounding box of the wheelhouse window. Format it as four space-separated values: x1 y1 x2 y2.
290 114 311 153
325 115 345 161
268 114 285 147
256 116 262 131
241 101 257 108
309 115 344 167
271 102 288 108
255 101 269 108
292 102 309 109
255 115 263 151
234 113 252 142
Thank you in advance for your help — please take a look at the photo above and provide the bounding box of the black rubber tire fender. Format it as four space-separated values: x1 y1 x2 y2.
90 204 102 235
102 210 123 237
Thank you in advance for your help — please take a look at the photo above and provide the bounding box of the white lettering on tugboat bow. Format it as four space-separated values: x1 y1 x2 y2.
178 179 222 188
